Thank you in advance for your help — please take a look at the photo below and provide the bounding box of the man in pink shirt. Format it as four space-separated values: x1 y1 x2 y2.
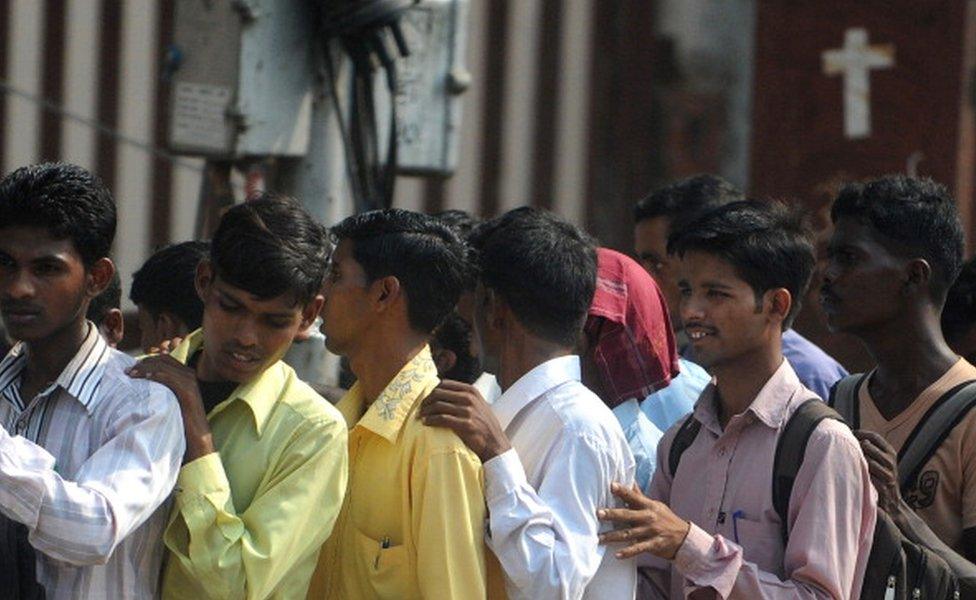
599 201 877 599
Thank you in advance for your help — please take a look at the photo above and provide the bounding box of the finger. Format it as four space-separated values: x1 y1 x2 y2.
599 524 655 545
854 429 893 453
421 413 469 433
597 507 648 524
417 399 469 419
421 388 475 408
859 438 896 469
436 379 479 392
614 540 654 560
610 482 652 508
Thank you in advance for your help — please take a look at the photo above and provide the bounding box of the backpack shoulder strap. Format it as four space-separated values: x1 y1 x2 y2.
897 379 976 492
772 399 843 545
668 414 702 479
827 373 867 429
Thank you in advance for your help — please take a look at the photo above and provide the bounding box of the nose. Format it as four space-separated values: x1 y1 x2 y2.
679 292 706 324
2 268 35 301
233 317 259 348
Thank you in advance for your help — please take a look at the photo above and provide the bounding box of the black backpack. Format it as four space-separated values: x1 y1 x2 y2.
668 393 963 599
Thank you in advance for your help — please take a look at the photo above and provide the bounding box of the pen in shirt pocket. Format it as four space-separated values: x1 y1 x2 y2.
374 536 391 569
731 510 745 544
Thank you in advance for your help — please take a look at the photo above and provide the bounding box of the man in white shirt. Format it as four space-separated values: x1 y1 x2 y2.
420 207 637 599
0 163 184 598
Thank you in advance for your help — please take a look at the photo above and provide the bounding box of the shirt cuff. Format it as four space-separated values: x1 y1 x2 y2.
175 452 229 508
673 522 714 577
483 448 526 505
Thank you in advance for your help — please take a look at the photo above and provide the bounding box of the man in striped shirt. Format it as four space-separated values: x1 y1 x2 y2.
0 163 185 598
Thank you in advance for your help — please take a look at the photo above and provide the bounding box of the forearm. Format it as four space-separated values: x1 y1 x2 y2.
484 450 603 598
167 428 347 600
0 413 183 565
675 524 836 599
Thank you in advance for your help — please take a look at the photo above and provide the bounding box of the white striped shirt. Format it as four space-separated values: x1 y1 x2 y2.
0 322 185 599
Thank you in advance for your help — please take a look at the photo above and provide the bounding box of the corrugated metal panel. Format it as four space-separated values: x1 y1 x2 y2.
0 0 658 284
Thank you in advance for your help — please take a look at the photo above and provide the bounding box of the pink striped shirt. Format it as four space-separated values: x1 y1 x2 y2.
643 360 876 599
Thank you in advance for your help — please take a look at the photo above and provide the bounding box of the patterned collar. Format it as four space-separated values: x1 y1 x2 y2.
338 346 440 444
0 322 111 414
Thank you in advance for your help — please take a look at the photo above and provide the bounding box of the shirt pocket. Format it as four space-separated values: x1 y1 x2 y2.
729 516 784 577
354 527 410 599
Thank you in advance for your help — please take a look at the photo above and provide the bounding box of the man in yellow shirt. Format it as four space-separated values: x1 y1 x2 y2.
128 194 348 599
307 209 488 599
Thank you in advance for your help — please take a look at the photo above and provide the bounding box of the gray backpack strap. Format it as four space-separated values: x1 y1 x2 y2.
827 373 867 429
772 398 843 545
897 379 976 492
668 415 702 479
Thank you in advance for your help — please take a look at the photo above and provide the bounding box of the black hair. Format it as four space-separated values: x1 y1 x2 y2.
86 270 121 327
211 193 330 305
130 240 210 330
331 208 472 333
434 209 480 239
470 207 596 347
432 311 482 383
668 200 815 329
942 256 976 343
634 174 744 237
831 175 964 301
0 162 116 266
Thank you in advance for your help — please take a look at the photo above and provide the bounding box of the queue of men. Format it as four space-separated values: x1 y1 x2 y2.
0 160 974 599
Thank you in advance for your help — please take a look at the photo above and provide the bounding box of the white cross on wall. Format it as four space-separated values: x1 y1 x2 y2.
822 28 895 139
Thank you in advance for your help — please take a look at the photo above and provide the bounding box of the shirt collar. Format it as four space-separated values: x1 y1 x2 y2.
693 358 801 431
0 322 110 414
170 329 280 436
493 355 581 430
338 346 440 444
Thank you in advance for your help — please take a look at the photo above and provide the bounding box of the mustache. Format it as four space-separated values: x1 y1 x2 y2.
684 321 718 334
0 301 42 314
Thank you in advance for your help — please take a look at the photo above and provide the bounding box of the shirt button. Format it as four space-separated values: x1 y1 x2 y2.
717 447 726 456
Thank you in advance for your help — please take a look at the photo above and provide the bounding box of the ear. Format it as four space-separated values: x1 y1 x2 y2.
765 288 792 327
371 276 402 313
86 258 114 298
157 311 190 339
195 260 214 302
431 347 458 378
100 308 125 348
904 258 932 295
299 294 325 331
482 287 506 332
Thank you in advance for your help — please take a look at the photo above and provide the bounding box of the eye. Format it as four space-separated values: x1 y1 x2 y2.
706 290 729 299
218 299 241 312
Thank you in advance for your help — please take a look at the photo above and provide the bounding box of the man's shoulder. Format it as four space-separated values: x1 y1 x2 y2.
782 330 848 377
401 406 483 466
97 348 180 412
267 360 346 430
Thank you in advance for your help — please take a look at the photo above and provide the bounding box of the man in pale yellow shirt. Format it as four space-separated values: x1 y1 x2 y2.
307 209 487 599
129 195 348 599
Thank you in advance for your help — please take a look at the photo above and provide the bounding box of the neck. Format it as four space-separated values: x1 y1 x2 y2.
349 328 429 403
711 337 783 426
24 317 90 387
858 307 958 398
497 337 573 391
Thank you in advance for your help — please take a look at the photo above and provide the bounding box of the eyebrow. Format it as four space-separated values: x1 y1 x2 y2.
218 289 298 319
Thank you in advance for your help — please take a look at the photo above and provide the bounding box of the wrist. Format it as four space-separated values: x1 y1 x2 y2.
666 520 692 560
183 432 216 463
479 438 511 463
